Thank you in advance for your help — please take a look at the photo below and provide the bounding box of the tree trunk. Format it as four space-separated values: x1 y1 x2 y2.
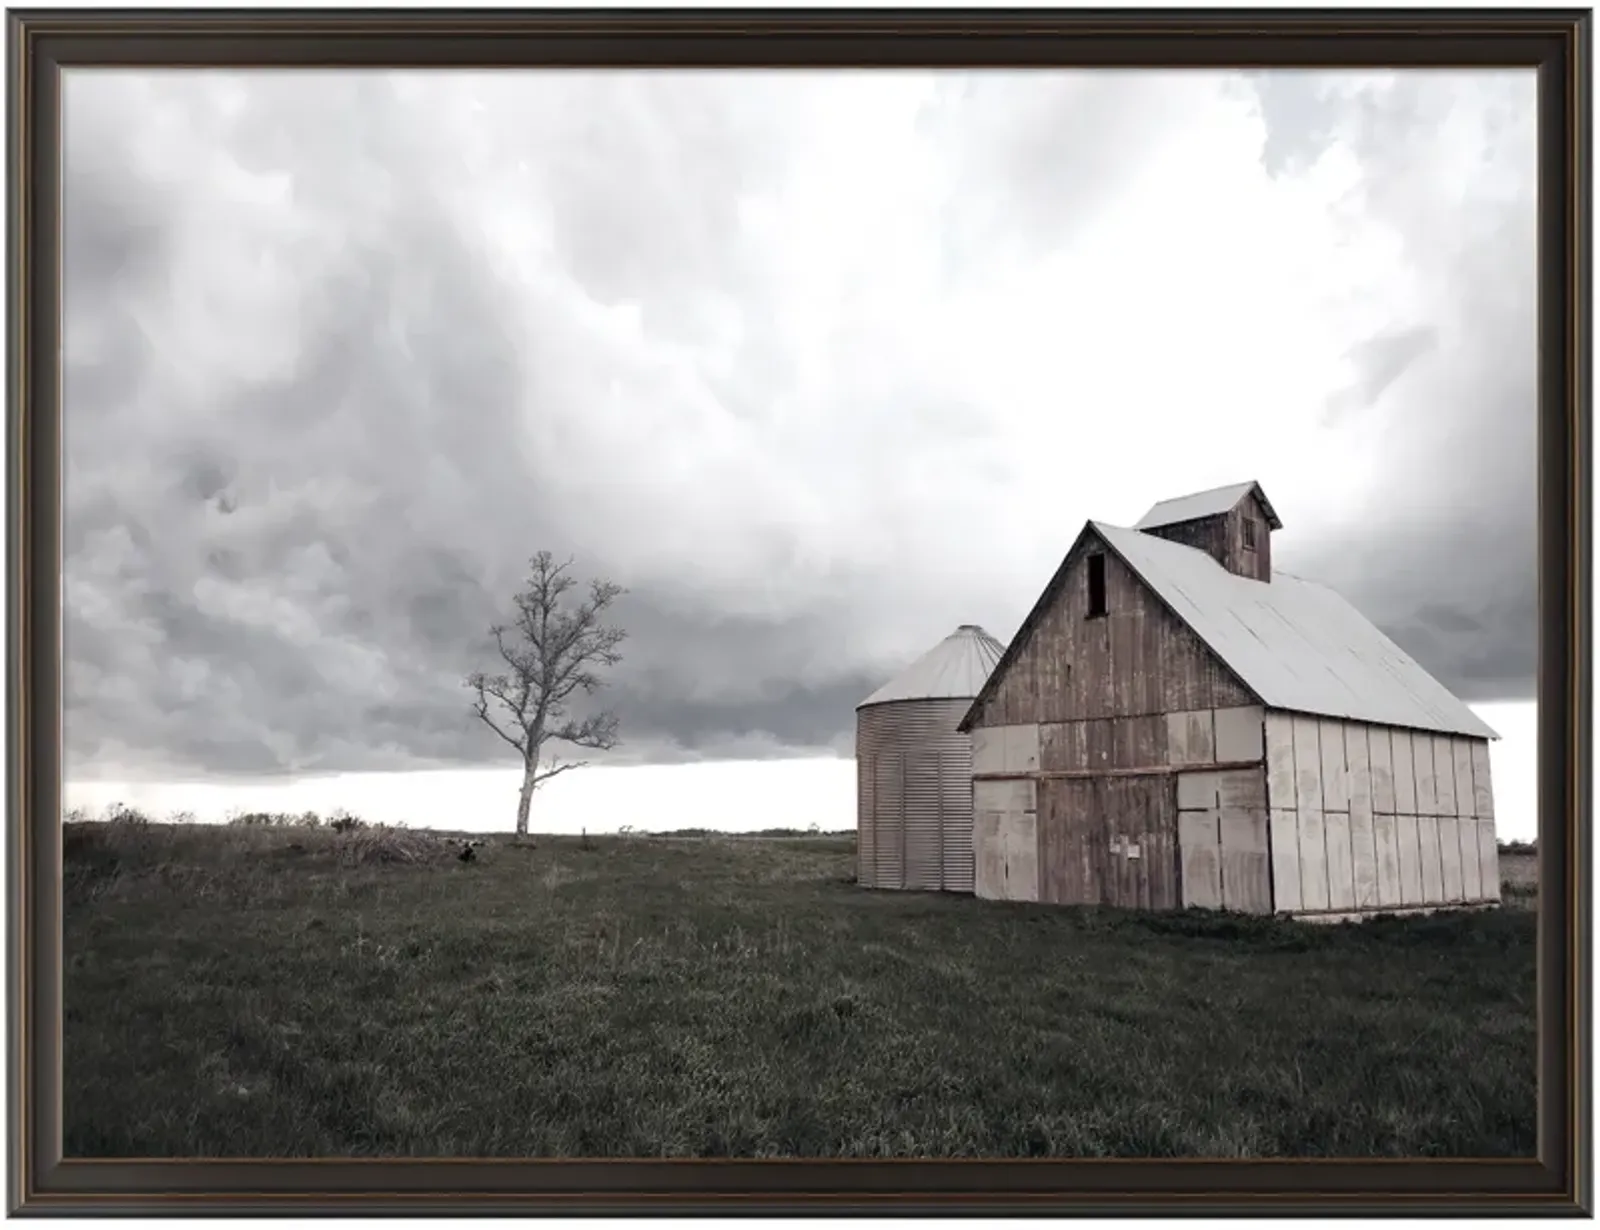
515 765 536 837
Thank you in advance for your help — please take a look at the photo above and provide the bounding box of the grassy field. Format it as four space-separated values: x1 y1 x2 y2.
64 816 1537 1159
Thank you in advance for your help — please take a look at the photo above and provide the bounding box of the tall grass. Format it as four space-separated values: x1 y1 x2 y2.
63 821 1536 1159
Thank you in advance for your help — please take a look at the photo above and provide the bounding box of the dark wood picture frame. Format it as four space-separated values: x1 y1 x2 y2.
7 7 1590 1215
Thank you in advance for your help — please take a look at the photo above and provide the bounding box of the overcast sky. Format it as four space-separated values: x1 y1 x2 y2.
63 68 1536 803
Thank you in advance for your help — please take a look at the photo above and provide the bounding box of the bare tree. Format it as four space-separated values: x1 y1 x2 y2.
466 552 627 837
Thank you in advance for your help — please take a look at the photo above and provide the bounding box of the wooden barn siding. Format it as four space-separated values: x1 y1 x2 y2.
1261 712 1500 915
972 544 1254 730
1142 494 1273 583
982 707 1267 912
1038 775 1179 910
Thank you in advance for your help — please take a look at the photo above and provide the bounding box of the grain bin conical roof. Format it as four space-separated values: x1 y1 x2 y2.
856 624 1007 709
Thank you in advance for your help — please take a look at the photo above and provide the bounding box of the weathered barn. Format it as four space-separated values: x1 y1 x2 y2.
958 481 1501 921
856 624 1005 893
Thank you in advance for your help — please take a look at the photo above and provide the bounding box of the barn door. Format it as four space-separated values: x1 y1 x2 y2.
1103 776 1177 910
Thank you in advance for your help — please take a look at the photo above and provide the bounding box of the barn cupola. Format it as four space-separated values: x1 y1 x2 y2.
1133 480 1282 583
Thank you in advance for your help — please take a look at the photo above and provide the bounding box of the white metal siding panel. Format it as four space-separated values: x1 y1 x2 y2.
1001 812 1039 902
1177 771 1220 811
1292 716 1323 814
1470 742 1496 820
1264 712 1297 810
1369 727 1396 814
1214 706 1266 763
1432 735 1458 817
1179 810 1223 909
1345 726 1372 811
1452 740 1476 818
974 811 1005 900
1393 730 1418 814
1413 732 1439 815
1219 808 1271 914
1395 813 1424 905
1167 710 1216 767
1417 815 1444 904
971 727 1004 776
1298 809 1330 911
1318 720 1349 813
1372 811 1402 907
1438 814 1464 902
1349 805 1379 911
1478 819 1501 901
1007 724 1041 773
1269 808 1302 913
1324 810 1356 911
1456 808 1482 901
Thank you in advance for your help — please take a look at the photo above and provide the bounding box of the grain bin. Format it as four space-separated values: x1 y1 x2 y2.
855 624 1006 892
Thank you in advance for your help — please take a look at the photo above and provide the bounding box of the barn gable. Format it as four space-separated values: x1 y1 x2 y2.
958 523 1256 732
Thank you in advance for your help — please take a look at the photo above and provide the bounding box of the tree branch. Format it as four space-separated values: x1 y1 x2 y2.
532 759 589 785
465 553 627 816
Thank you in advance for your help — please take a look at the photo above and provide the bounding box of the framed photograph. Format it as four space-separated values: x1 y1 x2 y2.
11 7 1589 1216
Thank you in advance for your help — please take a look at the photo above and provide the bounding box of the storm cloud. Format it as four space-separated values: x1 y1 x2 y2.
62 69 1537 782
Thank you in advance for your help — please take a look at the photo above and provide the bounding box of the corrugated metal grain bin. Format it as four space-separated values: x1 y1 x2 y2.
856 625 1005 893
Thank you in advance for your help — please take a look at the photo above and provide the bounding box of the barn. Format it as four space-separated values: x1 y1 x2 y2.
856 624 1005 893
957 481 1502 921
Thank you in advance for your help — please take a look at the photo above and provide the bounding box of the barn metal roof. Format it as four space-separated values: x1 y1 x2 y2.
1135 480 1283 531
1092 522 1497 739
857 624 1006 709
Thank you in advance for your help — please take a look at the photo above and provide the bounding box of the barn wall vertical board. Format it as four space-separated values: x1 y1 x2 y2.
1344 726 1372 808
1178 809 1223 910
973 811 1005 900
1343 725 1378 910
1369 726 1396 814
1318 720 1349 814
1479 819 1502 901
1393 729 1418 815
1297 809 1330 911
1431 735 1458 818
1007 812 1040 902
1473 728 1500 900
1417 814 1445 904
1395 812 1423 905
1150 777 1180 910
1413 731 1439 816
1264 712 1297 810
1269 809 1302 913
1291 716 1323 814
1456 807 1482 901
1372 811 1401 906
1348 804 1379 910
1437 813 1464 902
1451 739 1476 820
1470 741 1495 821
1219 808 1272 914
1323 809 1357 911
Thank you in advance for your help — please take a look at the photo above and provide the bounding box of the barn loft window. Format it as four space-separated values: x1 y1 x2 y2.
1087 552 1108 619
1243 518 1258 550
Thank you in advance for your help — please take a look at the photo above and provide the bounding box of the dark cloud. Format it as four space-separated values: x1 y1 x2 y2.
62 69 1536 782
1249 70 1536 704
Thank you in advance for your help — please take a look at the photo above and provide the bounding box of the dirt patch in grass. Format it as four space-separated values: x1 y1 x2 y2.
64 822 1536 1159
